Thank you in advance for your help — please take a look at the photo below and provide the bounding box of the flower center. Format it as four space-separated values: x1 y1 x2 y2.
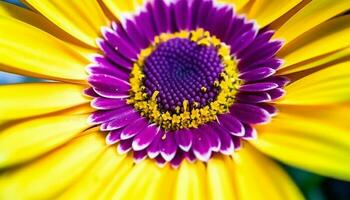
127 29 241 130
144 38 222 112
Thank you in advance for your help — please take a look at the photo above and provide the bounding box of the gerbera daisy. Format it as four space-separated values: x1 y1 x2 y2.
0 0 350 199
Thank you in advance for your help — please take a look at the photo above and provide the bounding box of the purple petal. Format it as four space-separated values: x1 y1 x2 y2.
152 0 170 33
117 139 133 154
236 92 271 103
230 28 258 54
189 0 202 29
106 129 122 145
88 74 130 92
174 0 189 30
232 136 242 150
147 130 164 158
211 123 234 155
155 156 166 167
86 64 129 81
256 103 278 116
268 88 285 100
102 29 138 60
230 103 271 124
91 97 127 110
105 111 140 130
217 114 245 136
185 151 196 162
170 151 184 168
192 128 212 162
133 150 148 163
175 129 193 152
135 11 157 43
160 133 177 162
263 76 290 87
88 106 135 125
242 124 257 140
125 19 149 49
121 117 149 140
202 125 221 152
196 0 213 28
93 88 129 99
239 58 283 72
239 82 278 92
96 40 133 69
132 124 159 151
239 67 276 82
84 87 99 98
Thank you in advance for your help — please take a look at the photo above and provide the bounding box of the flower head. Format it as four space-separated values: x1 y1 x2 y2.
0 0 350 199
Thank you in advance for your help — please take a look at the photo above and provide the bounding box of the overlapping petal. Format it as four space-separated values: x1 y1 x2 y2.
278 15 350 68
0 132 106 200
274 0 350 43
279 61 350 105
252 105 350 181
22 0 108 47
0 83 89 120
247 0 301 27
0 114 90 168
0 17 89 82
232 144 303 200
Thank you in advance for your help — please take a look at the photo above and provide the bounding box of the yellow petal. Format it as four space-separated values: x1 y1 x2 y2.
279 61 350 105
109 161 174 200
274 0 350 43
102 0 145 20
0 17 89 82
207 156 237 200
0 132 106 200
0 83 89 120
58 147 126 200
174 161 207 200
0 114 90 168
0 1 94 50
94 156 134 200
278 47 350 75
216 0 250 10
22 0 108 47
251 110 350 181
248 0 301 27
233 144 304 200
278 15 350 67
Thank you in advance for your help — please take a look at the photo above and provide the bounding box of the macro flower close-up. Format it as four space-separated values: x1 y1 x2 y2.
0 0 350 199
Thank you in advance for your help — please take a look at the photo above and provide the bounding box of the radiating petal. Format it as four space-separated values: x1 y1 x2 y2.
0 132 106 200
0 1 94 49
174 161 207 200
279 47 350 75
0 17 88 81
102 0 145 19
207 156 237 200
248 0 301 27
0 83 89 120
274 0 350 43
109 160 174 200
22 0 108 47
233 144 304 200
0 114 90 168
278 15 350 67
279 61 350 105
251 109 350 181
58 148 126 200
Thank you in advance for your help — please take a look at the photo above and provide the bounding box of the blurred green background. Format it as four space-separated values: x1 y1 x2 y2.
0 0 349 199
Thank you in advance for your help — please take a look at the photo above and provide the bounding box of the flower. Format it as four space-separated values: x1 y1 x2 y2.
0 0 350 199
